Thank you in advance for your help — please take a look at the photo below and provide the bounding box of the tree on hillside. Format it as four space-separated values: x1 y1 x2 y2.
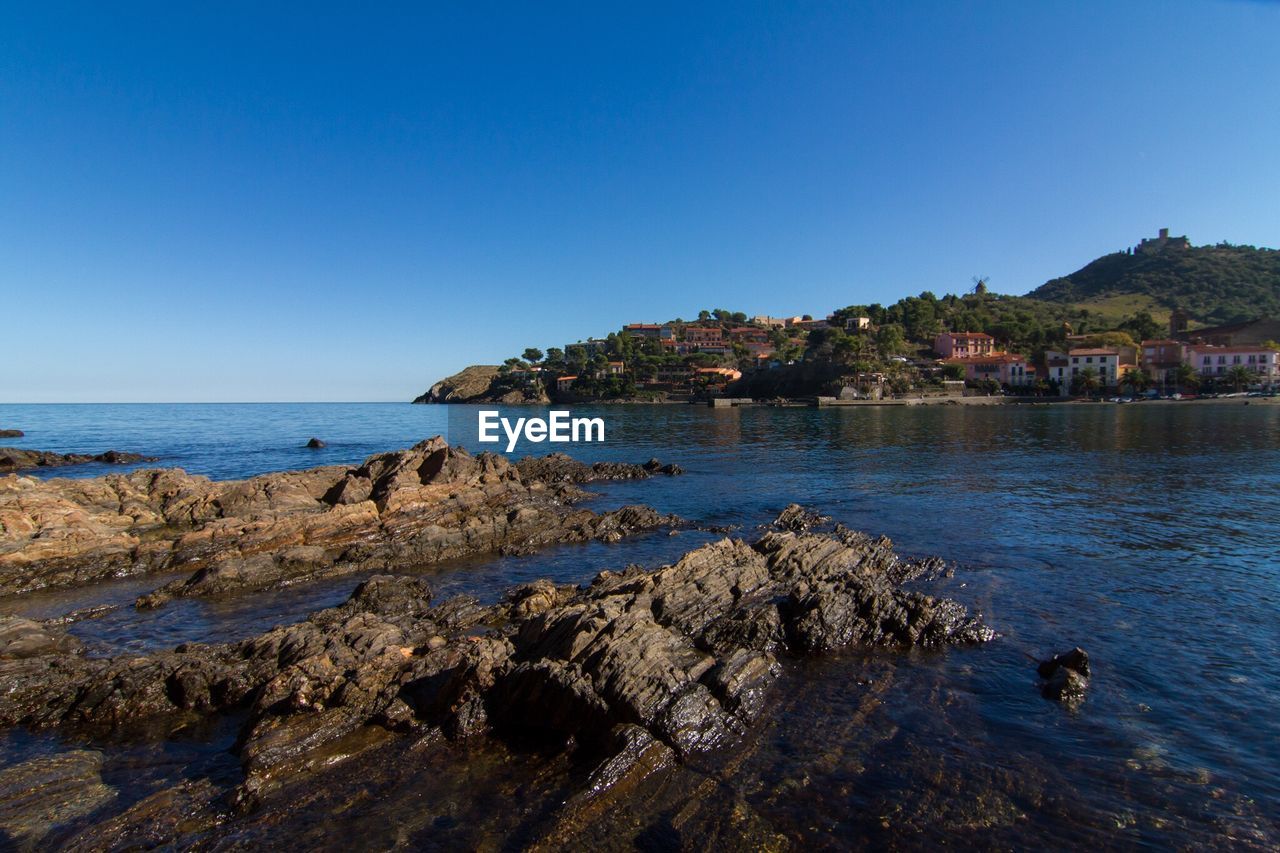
1119 311 1162 342
522 348 543 364
1073 331 1138 350
875 323 907 356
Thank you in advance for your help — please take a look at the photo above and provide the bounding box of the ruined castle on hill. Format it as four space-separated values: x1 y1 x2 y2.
1134 227 1190 255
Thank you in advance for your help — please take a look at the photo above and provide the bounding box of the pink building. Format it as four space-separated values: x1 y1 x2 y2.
934 331 996 359
944 353 1032 386
1187 345 1280 383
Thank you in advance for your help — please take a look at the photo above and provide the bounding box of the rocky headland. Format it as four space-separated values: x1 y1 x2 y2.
0 438 680 601
413 365 550 405
0 510 992 847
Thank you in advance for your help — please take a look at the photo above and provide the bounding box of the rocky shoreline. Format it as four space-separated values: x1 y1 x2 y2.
0 500 992 848
0 438 686 602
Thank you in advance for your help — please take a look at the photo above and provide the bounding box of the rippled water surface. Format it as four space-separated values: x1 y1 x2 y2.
1 401 1277 847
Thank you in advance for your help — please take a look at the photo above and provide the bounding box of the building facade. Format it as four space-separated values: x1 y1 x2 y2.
1140 339 1187 386
944 353 1033 386
934 331 996 359
1187 345 1280 383
1063 348 1127 389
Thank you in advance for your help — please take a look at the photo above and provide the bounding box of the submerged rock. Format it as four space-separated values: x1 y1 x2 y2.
0 750 117 845
1038 647 1090 701
0 429 25 438
304 437 326 449
0 437 680 600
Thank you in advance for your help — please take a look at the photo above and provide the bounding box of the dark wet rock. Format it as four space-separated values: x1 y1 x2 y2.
1042 666 1088 701
515 452 683 484
0 512 994 840
0 448 156 472
1037 646 1090 680
0 429 23 438
642 457 685 475
0 750 117 845
0 437 679 599
54 778 224 851
1038 647 1090 701
304 437 326 449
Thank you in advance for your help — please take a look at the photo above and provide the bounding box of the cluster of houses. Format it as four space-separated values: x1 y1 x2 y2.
938 318 1280 392
619 322 776 360
546 284 1280 396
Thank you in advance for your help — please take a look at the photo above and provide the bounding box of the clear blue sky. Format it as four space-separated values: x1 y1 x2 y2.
3 1 1277 402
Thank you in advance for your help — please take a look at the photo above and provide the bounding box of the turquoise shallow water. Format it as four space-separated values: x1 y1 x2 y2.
1 401 1277 847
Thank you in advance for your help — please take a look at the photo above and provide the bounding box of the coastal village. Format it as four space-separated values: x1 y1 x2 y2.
474 229 1280 405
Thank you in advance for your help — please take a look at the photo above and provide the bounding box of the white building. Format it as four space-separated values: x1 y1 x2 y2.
1064 348 1125 388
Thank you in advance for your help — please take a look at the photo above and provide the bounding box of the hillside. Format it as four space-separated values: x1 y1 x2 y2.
1029 243 1280 326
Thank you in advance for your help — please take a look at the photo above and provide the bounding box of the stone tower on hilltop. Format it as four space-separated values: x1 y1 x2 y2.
1135 227 1190 255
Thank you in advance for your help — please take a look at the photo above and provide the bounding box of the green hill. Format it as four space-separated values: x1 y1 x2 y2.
1028 243 1280 326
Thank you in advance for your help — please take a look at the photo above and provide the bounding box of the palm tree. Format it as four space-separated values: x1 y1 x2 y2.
1224 364 1253 393
1173 363 1200 393
1073 367 1101 397
1119 367 1152 396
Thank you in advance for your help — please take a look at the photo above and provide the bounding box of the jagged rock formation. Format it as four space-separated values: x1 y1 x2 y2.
0 512 993 841
0 438 680 600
